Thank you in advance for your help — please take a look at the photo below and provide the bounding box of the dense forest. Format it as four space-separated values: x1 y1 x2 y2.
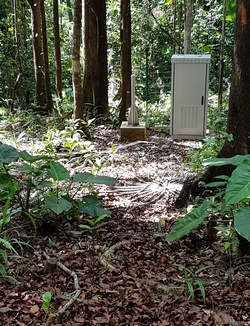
0 0 234 122
1 0 250 325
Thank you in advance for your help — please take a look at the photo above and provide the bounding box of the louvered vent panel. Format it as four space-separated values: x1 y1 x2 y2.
180 105 198 128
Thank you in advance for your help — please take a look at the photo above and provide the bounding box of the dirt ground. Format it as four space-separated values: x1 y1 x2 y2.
0 126 250 326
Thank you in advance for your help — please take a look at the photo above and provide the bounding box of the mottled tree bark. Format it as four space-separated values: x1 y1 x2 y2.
72 0 83 120
28 0 47 108
83 0 108 120
184 0 193 54
119 0 131 122
203 0 250 179
40 0 53 112
28 0 52 112
53 0 63 99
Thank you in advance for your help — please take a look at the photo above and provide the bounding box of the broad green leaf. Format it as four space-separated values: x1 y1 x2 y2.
0 142 19 165
234 207 250 242
42 292 52 309
45 196 72 215
19 151 51 163
46 161 70 181
165 198 213 242
226 159 250 204
0 179 19 200
36 180 53 189
203 155 250 167
78 195 111 217
205 181 227 188
73 172 118 185
17 162 34 173
0 174 12 188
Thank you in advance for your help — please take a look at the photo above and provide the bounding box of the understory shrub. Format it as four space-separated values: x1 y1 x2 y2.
166 155 250 252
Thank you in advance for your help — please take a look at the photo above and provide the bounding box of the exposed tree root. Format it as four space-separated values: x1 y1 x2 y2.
43 252 81 325
99 242 176 293
99 240 131 271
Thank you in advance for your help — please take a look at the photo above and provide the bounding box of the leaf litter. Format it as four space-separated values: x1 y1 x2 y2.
0 127 250 325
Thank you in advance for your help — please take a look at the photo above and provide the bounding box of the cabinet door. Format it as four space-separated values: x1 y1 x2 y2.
172 63 206 136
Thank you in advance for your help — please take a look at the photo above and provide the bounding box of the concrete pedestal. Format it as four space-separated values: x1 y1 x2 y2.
120 121 146 142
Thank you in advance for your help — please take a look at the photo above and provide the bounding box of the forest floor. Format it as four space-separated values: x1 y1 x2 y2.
0 126 250 326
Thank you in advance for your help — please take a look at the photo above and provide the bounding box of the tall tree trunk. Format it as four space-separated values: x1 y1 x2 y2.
184 0 193 54
72 0 83 120
28 0 47 109
41 0 53 112
53 0 63 99
28 0 52 112
11 0 22 112
220 0 250 156
173 0 177 53
83 0 108 120
66 0 73 22
218 0 227 107
119 0 131 122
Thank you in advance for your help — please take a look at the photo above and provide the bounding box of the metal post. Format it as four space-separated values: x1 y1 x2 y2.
128 74 139 126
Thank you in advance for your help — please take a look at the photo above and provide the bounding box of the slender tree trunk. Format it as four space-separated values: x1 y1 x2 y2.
28 0 47 109
11 0 22 111
53 0 63 99
173 0 177 53
28 0 52 112
72 0 83 120
184 0 193 54
218 0 227 107
41 0 53 112
83 0 108 120
66 0 73 22
119 0 131 122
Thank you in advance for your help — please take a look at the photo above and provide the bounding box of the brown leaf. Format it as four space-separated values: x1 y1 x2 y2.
0 306 16 313
30 304 40 314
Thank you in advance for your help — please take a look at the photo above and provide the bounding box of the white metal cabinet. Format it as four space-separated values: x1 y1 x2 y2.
170 54 211 139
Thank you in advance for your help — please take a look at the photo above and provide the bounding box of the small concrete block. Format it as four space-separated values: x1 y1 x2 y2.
120 121 146 142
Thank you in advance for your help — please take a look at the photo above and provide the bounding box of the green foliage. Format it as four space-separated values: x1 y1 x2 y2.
166 197 214 242
73 172 118 185
0 199 19 283
173 264 212 303
214 225 238 256
234 208 250 242
140 99 171 129
42 291 52 310
207 99 229 133
79 213 108 235
225 158 250 205
78 196 111 218
0 141 118 231
0 142 19 165
167 155 250 248
187 133 232 173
